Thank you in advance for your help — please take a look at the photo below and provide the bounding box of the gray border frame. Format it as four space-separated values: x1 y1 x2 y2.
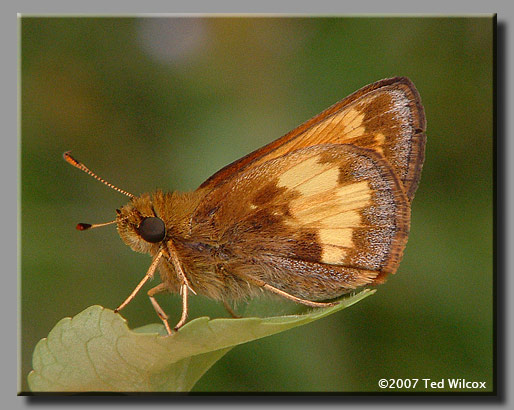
11 2 511 409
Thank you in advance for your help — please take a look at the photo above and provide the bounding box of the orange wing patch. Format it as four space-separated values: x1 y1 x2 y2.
276 156 372 264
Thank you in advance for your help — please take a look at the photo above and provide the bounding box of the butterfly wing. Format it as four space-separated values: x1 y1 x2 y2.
199 77 426 202
191 144 410 300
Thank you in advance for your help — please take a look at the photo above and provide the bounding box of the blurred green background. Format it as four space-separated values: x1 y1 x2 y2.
20 16 493 392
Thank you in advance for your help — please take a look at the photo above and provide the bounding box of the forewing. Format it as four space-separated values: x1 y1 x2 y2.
192 144 410 298
199 77 425 202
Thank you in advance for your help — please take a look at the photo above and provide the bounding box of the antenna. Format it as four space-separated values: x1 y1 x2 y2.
63 151 135 199
76 220 119 231
63 151 134 231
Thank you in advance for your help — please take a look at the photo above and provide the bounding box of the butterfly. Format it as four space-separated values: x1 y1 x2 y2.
65 76 426 334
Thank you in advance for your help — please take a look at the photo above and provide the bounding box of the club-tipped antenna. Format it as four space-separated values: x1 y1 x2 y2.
63 151 135 199
75 220 122 231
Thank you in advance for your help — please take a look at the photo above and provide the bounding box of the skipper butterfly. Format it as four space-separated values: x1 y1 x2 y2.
64 77 426 334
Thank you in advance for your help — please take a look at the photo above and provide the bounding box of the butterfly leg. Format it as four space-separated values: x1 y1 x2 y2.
174 284 189 331
115 251 163 313
147 283 172 335
222 300 241 318
162 241 197 331
244 275 339 308
262 282 339 307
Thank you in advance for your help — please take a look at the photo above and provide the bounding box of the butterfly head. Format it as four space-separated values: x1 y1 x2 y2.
116 193 167 254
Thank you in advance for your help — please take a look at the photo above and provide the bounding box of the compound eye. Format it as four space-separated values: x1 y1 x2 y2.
138 217 166 243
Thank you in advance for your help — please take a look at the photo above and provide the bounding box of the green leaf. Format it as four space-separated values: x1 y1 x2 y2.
28 289 375 392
